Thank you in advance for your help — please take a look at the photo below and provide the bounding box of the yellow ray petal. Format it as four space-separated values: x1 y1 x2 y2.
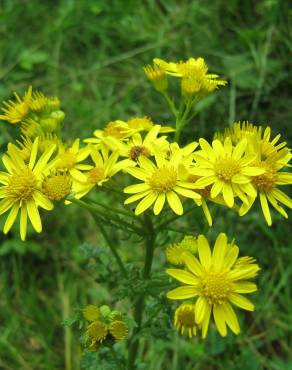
26 200 42 233
166 286 198 300
20 205 28 241
3 203 19 234
229 293 254 311
201 302 212 339
210 180 224 198
135 192 157 215
183 251 204 277
223 246 239 269
195 296 209 324
223 183 234 208
213 304 227 336
259 192 272 226
153 193 165 215
166 191 183 215
212 233 227 268
222 302 240 335
124 183 151 194
166 268 199 285
197 235 212 268
234 281 257 293
124 190 151 205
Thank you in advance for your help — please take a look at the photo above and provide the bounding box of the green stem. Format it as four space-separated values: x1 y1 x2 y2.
93 216 128 279
87 197 135 218
174 98 193 143
71 198 129 278
161 91 178 117
71 198 143 234
127 214 155 370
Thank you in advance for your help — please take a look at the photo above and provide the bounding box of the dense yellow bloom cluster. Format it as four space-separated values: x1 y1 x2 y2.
82 304 128 350
167 233 260 338
214 122 292 225
0 55 291 345
0 84 291 239
151 57 227 97
0 86 64 136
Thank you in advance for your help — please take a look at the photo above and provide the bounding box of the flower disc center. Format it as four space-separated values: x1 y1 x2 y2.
58 151 76 170
42 174 71 200
252 161 277 192
104 122 126 138
175 304 196 328
215 159 240 182
87 166 105 184
148 166 177 193
8 168 37 201
201 270 232 304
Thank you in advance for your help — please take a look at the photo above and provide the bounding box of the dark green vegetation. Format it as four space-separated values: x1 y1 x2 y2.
0 0 291 369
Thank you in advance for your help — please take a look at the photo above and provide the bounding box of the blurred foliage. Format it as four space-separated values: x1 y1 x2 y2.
0 0 291 369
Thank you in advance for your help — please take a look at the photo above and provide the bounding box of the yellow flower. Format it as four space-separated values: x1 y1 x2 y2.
154 57 227 95
9 134 62 163
54 139 92 180
42 171 72 201
166 236 198 266
239 147 292 225
167 141 198 161
214 121 259 145
127 116 174 134
127 116 154 132
192 138 265 208
103 125 169 161
0 138 56 240
20 118 43 138
180 235 198 254
0 86 32 124
84 121 136 145
144 63 168 92
86 321 108 348
174 303 199 338
188 174 229 226
166 233 260 338
124 151 201 216
29 90 49 113
250 125 289 162
109 320 128 340
21 114 65 139
46 96 61 111
215 122 288 161
72 145 134 200
83 305 100 322
85 118 174 147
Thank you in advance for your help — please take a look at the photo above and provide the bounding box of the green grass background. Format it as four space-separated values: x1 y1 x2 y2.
0 0 292 369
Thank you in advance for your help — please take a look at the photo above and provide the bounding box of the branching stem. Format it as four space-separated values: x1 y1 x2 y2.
127 214 155 370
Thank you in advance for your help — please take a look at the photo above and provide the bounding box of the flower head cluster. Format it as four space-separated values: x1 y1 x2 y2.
1 85 291 238
82 304 128 351
152 57 227 97
0 86 65 138
84 117 174 147
214 122 292 225
166 233 260 338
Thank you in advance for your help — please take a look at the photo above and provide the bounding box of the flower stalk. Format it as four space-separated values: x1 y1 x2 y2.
127 214 156 370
